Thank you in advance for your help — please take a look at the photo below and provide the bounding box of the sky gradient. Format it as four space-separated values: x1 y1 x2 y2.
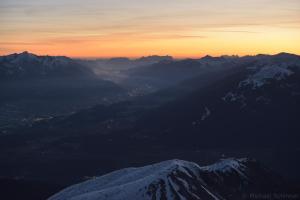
1 0 300 58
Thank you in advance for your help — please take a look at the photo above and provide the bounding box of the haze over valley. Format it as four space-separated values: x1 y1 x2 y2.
1 0 300 199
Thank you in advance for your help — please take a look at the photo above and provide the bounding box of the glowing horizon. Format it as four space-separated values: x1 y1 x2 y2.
1 0 300 58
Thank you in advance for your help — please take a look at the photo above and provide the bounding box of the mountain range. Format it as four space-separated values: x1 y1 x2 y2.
0 52 299 199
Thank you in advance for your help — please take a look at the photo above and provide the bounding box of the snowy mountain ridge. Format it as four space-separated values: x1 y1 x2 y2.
49 158 283 200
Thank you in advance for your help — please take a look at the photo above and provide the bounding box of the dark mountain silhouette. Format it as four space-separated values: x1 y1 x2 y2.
0 52 127 130
0 51 95 80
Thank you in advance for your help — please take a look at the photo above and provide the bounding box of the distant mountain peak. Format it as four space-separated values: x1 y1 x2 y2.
0 51 95 79
200 55 226 62
20 51 28 55
275 52 297 57
17 51 37 57
137 55 173 62
108 57 131 62
273 52 300 61
20 51 31 55
201 55 214 59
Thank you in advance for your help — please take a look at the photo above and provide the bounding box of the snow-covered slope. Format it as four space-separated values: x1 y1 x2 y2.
223 53 300 106
239 64 294 89
239 53 300 89
49 158 283 200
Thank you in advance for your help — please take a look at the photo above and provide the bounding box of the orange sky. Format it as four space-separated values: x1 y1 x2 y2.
1 0 300 58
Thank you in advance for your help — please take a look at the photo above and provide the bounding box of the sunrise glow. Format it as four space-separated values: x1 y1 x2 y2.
1 0 300 58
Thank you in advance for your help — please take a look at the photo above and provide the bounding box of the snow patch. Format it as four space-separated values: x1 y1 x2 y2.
201 158 248 179
239 65 294 89
201 107 211 121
